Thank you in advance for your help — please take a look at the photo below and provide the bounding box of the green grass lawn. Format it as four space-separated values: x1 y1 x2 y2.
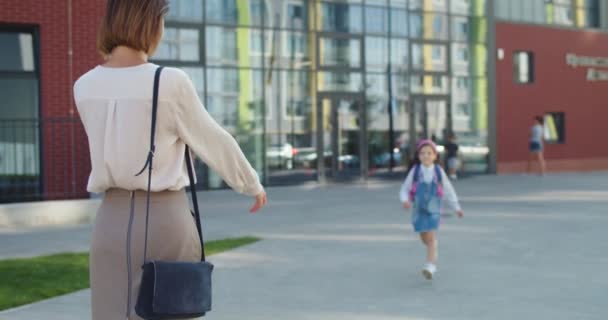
0 236 259 311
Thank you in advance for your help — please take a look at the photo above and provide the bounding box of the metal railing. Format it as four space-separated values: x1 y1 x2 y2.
0 118 90 203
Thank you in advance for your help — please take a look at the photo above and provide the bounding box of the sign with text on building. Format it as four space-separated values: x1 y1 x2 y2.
566 53 608 81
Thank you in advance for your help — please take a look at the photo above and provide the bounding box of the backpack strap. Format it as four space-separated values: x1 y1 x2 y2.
434 164 444 198
434 164 442 184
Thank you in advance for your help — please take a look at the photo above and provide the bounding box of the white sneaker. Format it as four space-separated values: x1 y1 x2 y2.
449 174 458 180
422 263 437 280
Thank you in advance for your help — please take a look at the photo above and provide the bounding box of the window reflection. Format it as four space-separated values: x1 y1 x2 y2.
206 27 267 68
167 0 202 22
409 13 448 39
365 6 388 34
412 43 447 71
410 75 449 94
320 2 362 33
365 37 388 71
390 39 409 72
205 0 266 26
318 72 362 91
410 0 448 12
390 9 408 36
0 32 35 71
155 28 199 62
319 37 361 68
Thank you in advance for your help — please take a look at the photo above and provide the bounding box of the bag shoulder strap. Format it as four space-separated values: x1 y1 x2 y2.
434 164 443 184
412 164 421 183
137 66 207 263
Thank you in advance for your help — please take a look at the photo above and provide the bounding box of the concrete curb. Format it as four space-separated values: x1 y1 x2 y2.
0 199 100 229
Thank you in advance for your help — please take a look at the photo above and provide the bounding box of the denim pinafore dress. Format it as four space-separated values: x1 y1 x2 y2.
410 164 443 233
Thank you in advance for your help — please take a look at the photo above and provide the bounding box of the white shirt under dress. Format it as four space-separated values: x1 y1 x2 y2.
73 63 264 196
399 164 462 211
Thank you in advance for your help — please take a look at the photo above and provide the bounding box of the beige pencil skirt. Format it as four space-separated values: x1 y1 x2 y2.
90 188 202 320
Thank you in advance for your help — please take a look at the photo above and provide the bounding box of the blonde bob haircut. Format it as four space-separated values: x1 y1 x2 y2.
97 0 169 56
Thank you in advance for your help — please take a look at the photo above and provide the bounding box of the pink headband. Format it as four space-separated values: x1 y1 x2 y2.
416 139 438 153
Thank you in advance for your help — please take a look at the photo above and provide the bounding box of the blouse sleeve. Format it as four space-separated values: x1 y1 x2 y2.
173 71 264 197
440 167 462 211
399 169 415 203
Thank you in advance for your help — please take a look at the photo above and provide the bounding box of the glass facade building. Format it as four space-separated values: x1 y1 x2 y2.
153 0 495 188
1 0 606 202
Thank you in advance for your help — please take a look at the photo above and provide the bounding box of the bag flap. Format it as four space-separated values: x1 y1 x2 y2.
151 261 214 314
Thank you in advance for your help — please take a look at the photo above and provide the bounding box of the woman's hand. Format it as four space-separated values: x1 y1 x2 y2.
456 210 464 218
249 192 267 213
403 201 411 210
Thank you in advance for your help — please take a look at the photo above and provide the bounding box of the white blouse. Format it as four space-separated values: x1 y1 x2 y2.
399 164 461 211
74 63 264 196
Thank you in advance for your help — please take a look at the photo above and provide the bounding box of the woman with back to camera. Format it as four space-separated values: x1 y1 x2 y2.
73 1 267 319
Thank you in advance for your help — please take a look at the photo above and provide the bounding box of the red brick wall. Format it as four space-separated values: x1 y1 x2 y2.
0 0 105 199
495 22 608 173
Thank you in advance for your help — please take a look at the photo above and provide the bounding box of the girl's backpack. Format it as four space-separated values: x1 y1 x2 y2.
409 164 444 201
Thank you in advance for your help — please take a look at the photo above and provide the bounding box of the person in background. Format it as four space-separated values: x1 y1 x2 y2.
527 116 546 176
445 133 460 180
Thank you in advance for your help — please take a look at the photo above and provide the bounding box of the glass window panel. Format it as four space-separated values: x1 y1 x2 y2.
365 37 388 72
206 0 238 24
451 16 469 41
318 72 363 91
554 5 574 25
452 76 471 98
390 9 408 36
205 68 265 187
522 0 535 22
0 32 35 71
391 73 409 98
366 0 387 5
410 0 448 12
0 77 38 119
411 43 447 71
513 51 534 84
284 1 309 29
390 39 408 72
283 71 312 117
365 73 387 96
320 2 363 33
409 13 422 38
167 0 203 22
577 7 600 27
281 31 311 69
206 27 265 67
410 13 448 39
543 112 565 144
155 28 199 62
495 0 510 20
263 30 311 69
390 0 408 8
319 37 361 68
266 70 314 177
410 75 449 94
452 43 470 73
205 0 266 26
365 6 388 34
451 0 471 14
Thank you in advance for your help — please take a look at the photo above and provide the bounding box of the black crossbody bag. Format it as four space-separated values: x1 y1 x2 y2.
135 66 213 319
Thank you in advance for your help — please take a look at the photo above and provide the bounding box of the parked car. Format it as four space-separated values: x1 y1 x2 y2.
267 143 294 169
